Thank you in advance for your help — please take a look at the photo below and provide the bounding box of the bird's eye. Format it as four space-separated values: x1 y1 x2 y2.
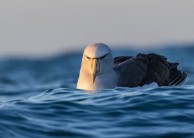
86 56 91 60
100 54 107 59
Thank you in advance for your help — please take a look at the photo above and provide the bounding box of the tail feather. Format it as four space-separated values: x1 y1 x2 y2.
168 62 187 86
174 72 187 85
141 54 187 86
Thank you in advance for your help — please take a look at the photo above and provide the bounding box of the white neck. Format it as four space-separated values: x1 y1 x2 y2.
77 70 117 91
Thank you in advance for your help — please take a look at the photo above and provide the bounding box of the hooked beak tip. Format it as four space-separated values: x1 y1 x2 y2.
92 73 97 84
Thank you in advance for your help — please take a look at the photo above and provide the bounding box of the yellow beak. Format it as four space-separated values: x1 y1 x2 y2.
91 58 98 84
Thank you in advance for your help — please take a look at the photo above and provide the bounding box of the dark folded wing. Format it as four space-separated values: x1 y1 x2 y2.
114 53 187 87
114 54 149 87
167 63 187 86
140 53 187 86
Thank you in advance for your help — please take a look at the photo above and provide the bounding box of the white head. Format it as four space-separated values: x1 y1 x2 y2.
77 43 117 91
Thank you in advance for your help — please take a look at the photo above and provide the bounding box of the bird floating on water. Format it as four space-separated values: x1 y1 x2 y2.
77 43 187 91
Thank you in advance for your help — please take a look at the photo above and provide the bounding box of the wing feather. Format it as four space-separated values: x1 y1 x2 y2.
114 53 187 87
114 54 149 87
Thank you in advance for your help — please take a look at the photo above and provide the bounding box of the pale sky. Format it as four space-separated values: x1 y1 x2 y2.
0 0 194 57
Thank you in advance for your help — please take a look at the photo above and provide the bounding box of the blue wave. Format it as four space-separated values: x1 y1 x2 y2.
0 45 194 138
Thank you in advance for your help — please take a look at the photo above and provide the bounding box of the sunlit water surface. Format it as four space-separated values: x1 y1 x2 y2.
0 46 194 138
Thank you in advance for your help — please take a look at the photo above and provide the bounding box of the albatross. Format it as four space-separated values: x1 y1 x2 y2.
77 43 187 91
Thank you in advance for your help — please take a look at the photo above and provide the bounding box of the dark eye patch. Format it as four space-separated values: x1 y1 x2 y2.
86 56 91 60
86 54 107 60
99 54 107 59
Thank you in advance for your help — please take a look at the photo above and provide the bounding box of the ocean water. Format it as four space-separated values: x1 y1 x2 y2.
0 46 194 138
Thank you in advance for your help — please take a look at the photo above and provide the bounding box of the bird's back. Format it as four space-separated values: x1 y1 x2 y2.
114 53 187 87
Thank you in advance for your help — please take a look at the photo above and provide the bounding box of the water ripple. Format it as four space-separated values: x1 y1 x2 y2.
0 47 194 138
